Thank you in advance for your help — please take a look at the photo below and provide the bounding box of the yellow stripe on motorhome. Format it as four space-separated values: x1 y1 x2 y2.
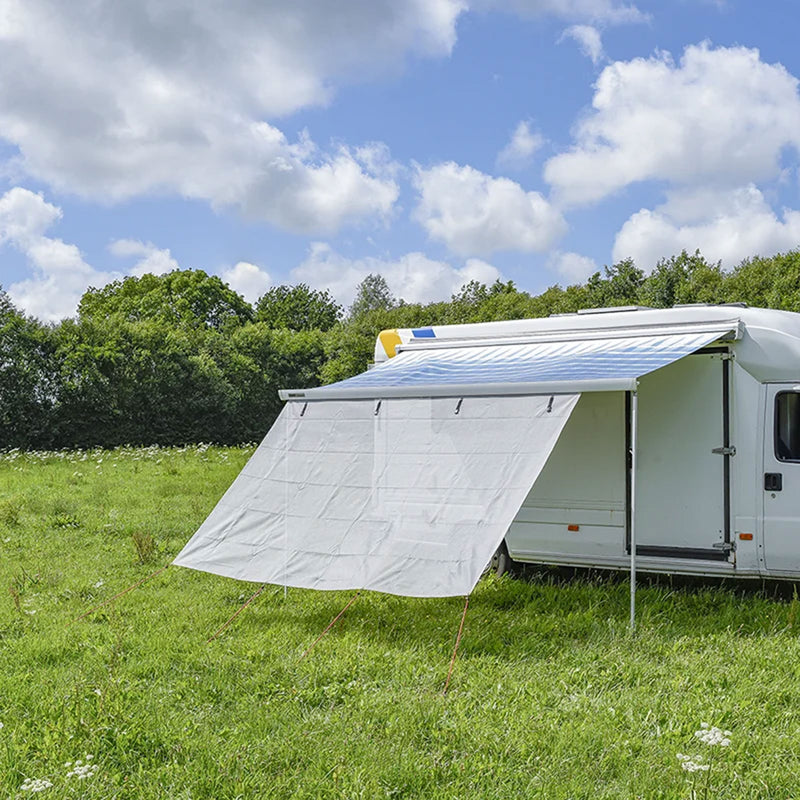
378 329 403 359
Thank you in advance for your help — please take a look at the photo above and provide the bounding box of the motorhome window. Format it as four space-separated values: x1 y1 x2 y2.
775 392 800 461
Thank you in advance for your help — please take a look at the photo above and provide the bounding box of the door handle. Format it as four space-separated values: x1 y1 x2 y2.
765 473 783 491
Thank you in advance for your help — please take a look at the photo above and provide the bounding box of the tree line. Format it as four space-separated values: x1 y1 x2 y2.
3 248 800 449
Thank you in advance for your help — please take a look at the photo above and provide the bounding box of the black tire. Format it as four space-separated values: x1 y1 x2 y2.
484 539 514 577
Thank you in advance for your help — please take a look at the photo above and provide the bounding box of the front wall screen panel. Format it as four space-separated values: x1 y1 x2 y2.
174 394 579 597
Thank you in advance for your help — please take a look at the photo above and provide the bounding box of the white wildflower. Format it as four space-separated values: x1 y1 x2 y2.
695 725 732 747
20 777 53 792
66 754 98 780
677 754 709 773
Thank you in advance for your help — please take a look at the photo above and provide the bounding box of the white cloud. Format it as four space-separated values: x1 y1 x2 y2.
545 43 800 205
221 261 272 304
0 1 649 234
0 186 61 246
613 185 800 269
548 250 599 281
413 162 567 256
109 239 179 276
559 24 604 64
0 188 119 321
496 121 544 172
0 2 439 232
292 242 502 306
355 142 402 181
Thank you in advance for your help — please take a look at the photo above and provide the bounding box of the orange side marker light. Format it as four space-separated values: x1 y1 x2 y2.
738 533 754 541
567 524 580 532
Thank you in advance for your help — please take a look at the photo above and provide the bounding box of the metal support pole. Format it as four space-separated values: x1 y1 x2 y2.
630 388 638 631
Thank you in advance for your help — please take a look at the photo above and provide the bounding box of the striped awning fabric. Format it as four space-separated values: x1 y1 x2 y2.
280 323 738 400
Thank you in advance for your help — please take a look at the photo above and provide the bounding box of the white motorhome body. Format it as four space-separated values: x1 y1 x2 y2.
371 305 800 580
175 304 800 601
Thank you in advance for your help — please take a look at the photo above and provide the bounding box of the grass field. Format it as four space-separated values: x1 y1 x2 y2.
2 445 800 798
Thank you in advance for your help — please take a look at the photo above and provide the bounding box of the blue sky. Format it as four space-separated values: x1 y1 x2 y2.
1 0 799 321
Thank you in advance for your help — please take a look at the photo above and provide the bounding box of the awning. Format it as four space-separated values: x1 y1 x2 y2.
174 394 579 597
175 319 740 599
280 321 740 400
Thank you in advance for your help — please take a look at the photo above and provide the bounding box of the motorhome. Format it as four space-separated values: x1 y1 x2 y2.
370 304 800 580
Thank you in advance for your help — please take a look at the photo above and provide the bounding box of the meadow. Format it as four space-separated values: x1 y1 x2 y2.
2 445 800 799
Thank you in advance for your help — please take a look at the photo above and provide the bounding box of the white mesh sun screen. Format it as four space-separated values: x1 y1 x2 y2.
174 394 579 597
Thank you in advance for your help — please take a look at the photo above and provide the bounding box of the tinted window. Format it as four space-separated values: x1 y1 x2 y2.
775 392 800 461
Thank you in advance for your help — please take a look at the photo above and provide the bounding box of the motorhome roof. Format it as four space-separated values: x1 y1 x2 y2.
553 302 749 316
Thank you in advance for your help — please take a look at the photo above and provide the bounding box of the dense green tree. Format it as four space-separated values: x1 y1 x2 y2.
726 250 800 311
255 284 342 331
349 274 395 318
445 279 535 323
446 279 491 322
0 289 58 448
53 316 232 446
48 313 329 447
78 269 254 330
479 280 554 321
229 324 328 435
583 259 645 309
639 250 725 308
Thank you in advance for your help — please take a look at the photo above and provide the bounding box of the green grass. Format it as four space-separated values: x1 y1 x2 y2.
2 445 800 798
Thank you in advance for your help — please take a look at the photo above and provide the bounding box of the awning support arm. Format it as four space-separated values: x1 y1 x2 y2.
630 388 638 631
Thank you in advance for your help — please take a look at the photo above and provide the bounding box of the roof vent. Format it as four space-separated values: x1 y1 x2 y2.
551 305 654 317
673 302 748 309
576 305 653 315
